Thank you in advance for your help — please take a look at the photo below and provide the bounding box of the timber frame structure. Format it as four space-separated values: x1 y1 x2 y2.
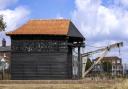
6 19 85 80
81 42 123 78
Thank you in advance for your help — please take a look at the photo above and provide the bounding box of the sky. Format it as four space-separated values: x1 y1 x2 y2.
0 0 128 63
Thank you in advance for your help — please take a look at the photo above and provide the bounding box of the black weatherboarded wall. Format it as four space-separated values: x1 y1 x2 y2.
11 36 72 80
11 53 71 79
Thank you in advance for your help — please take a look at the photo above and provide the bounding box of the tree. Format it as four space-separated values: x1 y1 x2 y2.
85 58 92 71
102 61 112 73
0 15 6 31
0 15 6 79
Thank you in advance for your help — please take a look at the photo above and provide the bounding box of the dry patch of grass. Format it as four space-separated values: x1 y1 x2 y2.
0 84 111 89
110 79 128 89
0 79 123 89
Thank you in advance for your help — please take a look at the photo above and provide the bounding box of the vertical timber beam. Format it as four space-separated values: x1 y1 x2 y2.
78 46 82 79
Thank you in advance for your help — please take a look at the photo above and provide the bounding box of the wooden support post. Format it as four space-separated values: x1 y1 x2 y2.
84 49 108 77
78 46 82 78
2 66 4 80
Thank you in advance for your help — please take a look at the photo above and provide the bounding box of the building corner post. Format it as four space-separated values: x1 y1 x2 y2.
78 46 82 79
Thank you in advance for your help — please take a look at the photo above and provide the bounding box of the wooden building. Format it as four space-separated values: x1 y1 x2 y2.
6 19 85 80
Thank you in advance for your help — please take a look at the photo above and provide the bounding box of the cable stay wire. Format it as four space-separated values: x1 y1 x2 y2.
85 44 106 49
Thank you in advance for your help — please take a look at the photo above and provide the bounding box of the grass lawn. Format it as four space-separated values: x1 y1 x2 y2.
0 84 112 89
0 79 125 89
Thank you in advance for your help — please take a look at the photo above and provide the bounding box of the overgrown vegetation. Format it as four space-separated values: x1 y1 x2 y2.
102 61 112 73
0 79 117 89
0 15 6 31
0 79 125 89
85 58 92 71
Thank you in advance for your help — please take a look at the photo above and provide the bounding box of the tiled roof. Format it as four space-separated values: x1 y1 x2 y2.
6 19 71 35
94 56 121 61
6 19 85 39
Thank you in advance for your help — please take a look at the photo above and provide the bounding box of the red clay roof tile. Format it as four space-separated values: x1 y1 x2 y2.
7 19 70 35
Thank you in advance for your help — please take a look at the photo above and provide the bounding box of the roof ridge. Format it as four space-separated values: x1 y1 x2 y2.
29 19 71 21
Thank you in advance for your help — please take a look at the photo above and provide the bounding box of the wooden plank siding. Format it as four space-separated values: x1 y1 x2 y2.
11 52 72 80
10 36 73 80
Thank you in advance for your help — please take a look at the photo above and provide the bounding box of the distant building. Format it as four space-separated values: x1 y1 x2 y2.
93 56 123 76
0 39 11 63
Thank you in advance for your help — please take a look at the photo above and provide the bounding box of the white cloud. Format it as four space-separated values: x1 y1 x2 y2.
72 0 128 41
0 0 30 45
0 0 18 10
0 0 30 32
115 0 128 7
72 0 128 62
0 6 30 32
121 0 128 6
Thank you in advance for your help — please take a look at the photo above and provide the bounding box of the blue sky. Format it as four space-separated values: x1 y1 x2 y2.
10 0 75 19
0 0 128 63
